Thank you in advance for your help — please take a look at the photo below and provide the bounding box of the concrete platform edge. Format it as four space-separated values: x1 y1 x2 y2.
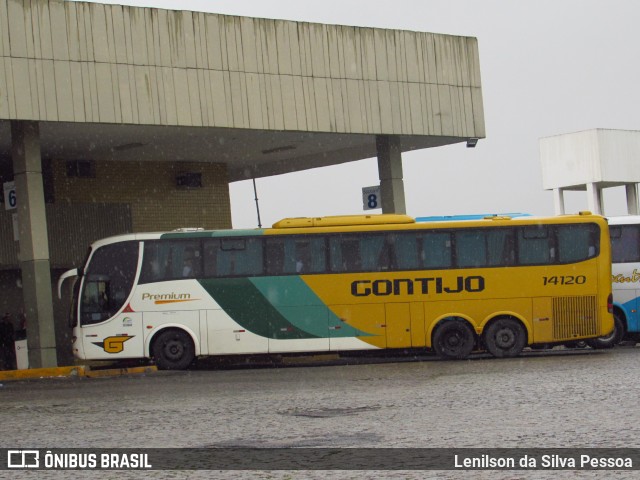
0 365 158 381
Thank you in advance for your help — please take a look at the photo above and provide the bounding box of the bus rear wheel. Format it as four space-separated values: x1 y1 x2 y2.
483 318 526 358
432 319 475 360
586 312 624 349
152 329 195 370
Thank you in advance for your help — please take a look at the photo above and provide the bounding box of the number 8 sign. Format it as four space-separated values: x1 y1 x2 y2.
362 185 381 211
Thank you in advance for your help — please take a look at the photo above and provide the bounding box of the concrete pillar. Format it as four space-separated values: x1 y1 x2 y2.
586 183 603 215
11 121 57 368
626 183 639 215
376 135 406 214
553 188 565 215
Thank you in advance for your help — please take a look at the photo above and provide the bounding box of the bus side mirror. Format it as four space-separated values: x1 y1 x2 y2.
57 268 79 299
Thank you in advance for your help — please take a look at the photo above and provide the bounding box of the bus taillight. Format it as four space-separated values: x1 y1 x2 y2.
608 294 613 313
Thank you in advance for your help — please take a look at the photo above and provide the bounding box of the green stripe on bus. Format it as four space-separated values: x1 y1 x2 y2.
198 277 319 339
250 276 369 338
160 229 264 239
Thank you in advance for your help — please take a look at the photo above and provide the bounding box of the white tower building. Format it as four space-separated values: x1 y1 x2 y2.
540 129 640 215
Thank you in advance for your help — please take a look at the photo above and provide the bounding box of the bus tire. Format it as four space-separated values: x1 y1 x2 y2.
432 319 475 360
483 318 526 358
152 329 195 370
586 312 624 349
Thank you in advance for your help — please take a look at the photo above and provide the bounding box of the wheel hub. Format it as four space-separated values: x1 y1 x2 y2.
165 340 184 359
495 328 515 348
446 334 462 347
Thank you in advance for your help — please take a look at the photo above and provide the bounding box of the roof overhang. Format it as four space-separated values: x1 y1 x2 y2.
0 121 469 181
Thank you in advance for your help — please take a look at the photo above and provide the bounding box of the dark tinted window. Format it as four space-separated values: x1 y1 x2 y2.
265 237 326 275
329 234 390 272
556 224 599 263
139 240 201 283
128 222 600 285
487 229 516 266
393 232 452 270
203 238 263 277
518 226 552 265
455 231 486 268
455 229 516 268
611 225 640 263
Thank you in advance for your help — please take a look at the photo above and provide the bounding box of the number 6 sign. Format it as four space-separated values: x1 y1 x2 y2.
3 181 16 210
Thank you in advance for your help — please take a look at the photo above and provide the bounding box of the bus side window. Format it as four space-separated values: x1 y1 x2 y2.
330 236 361 272
393 233 420 270
165 241 200 279
234 238 263 276
265 239 285 275
265 237 325 275
611 225 640 263
487 229 515 266
455 230 487 268
556 224 600 263
307 237 327 273
421 232 452 269
215 238 263 277
360 235 387 271
293 241 309 273
518 226 551 265
182 247 201 278
140 242 169 283
203 240 219 277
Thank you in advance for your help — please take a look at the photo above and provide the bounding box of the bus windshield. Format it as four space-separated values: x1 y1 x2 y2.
80 241 139 325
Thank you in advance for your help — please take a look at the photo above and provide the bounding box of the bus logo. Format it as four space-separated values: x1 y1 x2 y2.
92 335 134 354
351 276 485 297
7 450 39 468
141 292 198 304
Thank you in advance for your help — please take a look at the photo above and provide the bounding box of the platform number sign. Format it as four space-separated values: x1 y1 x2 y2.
362 185 381 211
3 181 16 211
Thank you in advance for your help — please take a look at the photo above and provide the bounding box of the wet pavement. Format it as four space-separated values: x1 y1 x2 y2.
2 346 640 479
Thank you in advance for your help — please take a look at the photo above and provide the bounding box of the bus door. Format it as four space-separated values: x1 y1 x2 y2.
77 241 144 360
385 303 411 348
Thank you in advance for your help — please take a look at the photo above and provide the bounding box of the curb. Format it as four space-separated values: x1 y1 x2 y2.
0 365 157 382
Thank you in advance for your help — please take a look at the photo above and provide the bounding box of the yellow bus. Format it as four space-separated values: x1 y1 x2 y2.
57 212 613 369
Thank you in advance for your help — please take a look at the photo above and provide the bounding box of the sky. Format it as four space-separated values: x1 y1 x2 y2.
72 0 640 228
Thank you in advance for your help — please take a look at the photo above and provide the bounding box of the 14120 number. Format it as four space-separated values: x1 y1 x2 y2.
542 275 586 286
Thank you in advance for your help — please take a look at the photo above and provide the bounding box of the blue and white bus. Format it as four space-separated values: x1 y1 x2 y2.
416 213 531 222
606 216 640 347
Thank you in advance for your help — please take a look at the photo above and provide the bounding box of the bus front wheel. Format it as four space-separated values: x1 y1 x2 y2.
432 319 475 360
152 329 195 370
483 318 526 358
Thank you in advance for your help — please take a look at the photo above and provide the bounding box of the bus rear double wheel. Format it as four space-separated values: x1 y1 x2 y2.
432 318 476 360
483 317 526 358
152 329 196 370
